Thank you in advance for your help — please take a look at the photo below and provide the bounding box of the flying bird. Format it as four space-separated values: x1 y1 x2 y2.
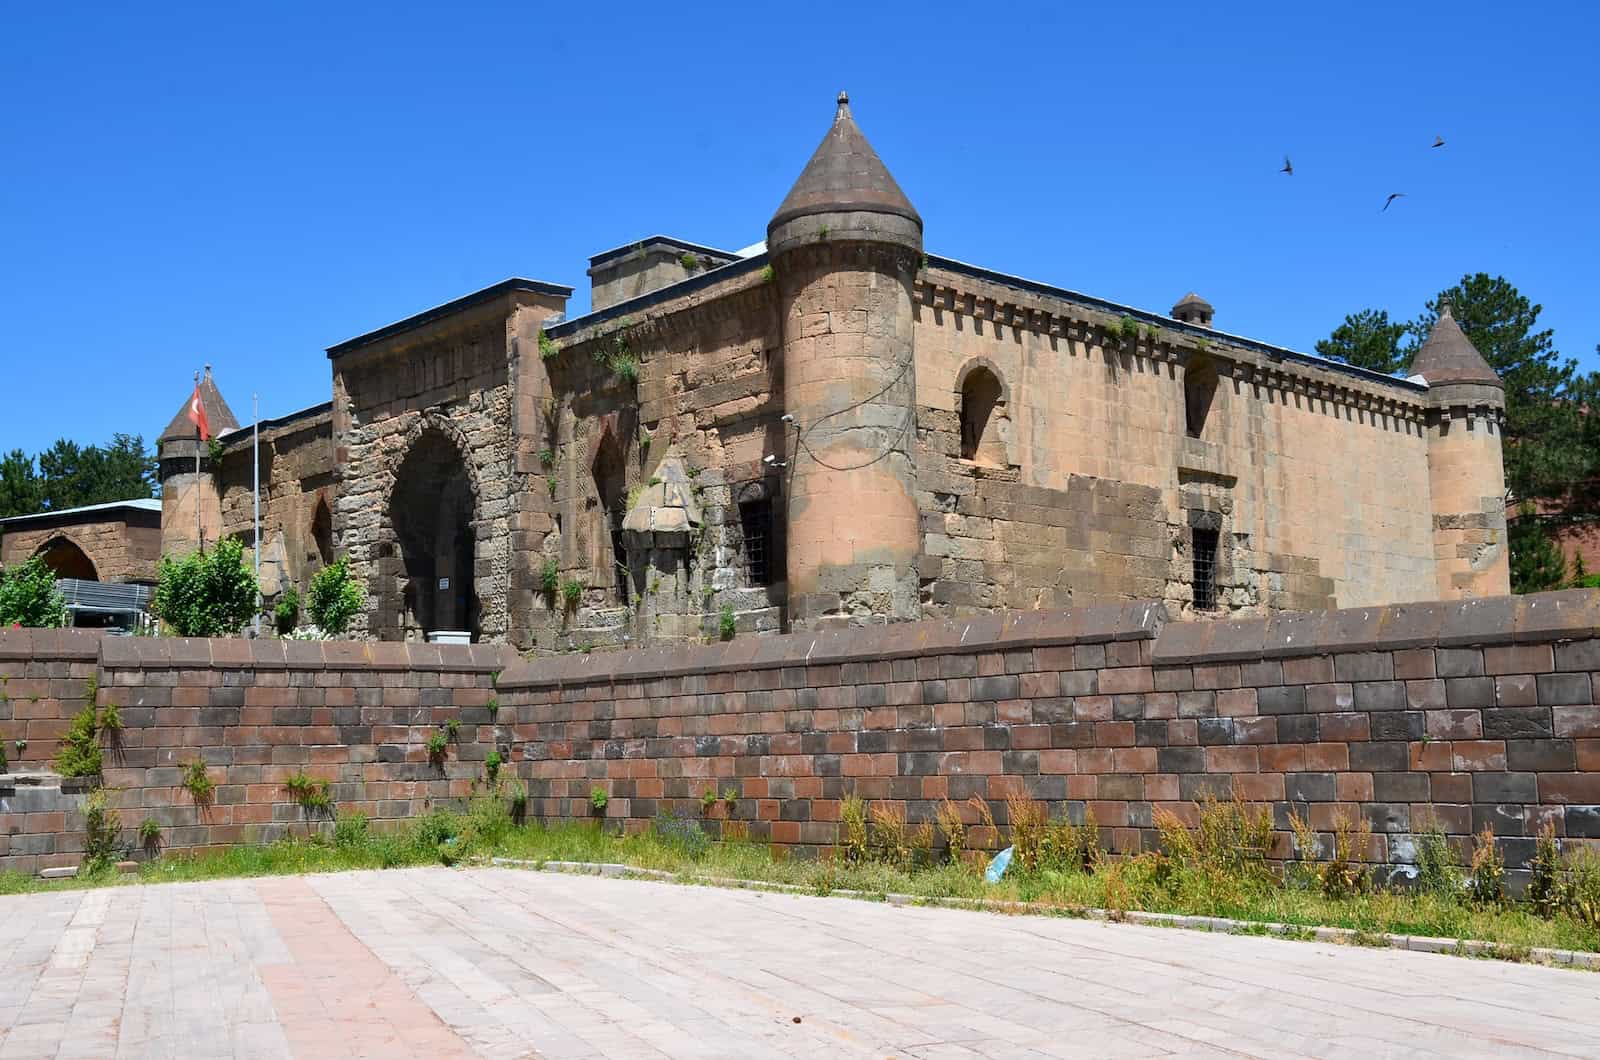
1280 155 1293 176
1432 135 1446 148
1382 193 1406 212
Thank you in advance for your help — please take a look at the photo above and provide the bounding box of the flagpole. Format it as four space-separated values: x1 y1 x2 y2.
253 393 261 632
194 369 202 552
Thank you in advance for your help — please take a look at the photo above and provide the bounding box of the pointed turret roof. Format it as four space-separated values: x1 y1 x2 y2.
158 365 241 443
1411 301 1502 388
768 92 922 234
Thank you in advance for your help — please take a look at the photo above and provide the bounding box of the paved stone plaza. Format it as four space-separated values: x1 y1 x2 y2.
2 868 1599 1058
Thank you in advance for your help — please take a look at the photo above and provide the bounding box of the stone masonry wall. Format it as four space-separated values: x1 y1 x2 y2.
0 631 512 874
0 512 162 585
501 591 1600 888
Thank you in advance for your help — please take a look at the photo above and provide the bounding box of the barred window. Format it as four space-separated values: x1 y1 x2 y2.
740 498 773 586
1192 528 1219 611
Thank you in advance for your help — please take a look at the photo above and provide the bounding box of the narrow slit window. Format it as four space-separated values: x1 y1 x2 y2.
1192 528 1219 611
740 498 773 586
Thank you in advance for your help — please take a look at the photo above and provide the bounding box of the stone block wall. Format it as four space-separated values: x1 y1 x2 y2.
0 510 162 586
500 591 1600 886
0 631 513 874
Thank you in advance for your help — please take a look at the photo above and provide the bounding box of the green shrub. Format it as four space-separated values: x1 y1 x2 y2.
484 749 503 784
759 264 775 284
537 329 558 360
700 787 719 815
426 728 449 766
0 556 68 628
679 252 699 270
540 558 560 594
1117 315 1141 342
273 587 301 635
611 353 639 383
561 579 583 610
1526 823 1563 917
1413 816 1460 897
283 770 333 814
718 604 736 641
306 557 363 636
1565 846 1600 928
333 811 369 849
840 794 868 863
153 537 259 637
80 789 122 875
589 786 609 814
182 759 214 810
138 816 162 855
1467 826 1505 906
54 707 102 777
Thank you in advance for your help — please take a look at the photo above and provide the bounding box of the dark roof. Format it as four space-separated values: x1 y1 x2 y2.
1410 302 1502 387
1173 291 1213 311
158 368 239 443
214 401 332 443
768 92 921 233
0 498 161 527
326 277 574 359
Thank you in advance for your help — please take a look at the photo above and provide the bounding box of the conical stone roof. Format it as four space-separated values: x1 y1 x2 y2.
158 366 241 443
1411 302 1502 388
768 92 921 234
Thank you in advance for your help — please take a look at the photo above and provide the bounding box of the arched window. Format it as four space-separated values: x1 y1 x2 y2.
959 365 1005 465
310 497 334 571
1185 357 1219 439
591 431 629 605
34 537 97 582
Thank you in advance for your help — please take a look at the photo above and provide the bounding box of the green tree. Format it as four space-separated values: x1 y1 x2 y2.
1412 275 1591 504
153 536 259 637
35 434 157 512
306 557 364 636
1314 309 1411 375
1508 505 1568 594
0 449 43 520
0 555 69 628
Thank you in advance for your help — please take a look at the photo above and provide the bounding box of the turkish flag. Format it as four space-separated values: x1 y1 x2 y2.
188 385 211 441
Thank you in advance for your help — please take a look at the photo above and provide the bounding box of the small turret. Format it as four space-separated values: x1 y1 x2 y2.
1417 302 1510 598
157 365 238 556
769 94 923 628
1171 292 1214 328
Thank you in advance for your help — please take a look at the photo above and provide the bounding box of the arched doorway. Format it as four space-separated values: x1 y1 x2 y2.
591 430 629 605
35 537 98 582
389 430 478 639
309 496 334 576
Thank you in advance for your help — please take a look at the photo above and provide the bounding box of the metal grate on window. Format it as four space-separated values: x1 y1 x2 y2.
740 499 773 586
1192 528 1219 611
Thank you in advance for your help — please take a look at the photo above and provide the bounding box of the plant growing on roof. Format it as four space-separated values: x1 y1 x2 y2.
680 252 699 270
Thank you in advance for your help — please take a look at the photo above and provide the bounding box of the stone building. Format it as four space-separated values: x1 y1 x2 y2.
3 94 1510 645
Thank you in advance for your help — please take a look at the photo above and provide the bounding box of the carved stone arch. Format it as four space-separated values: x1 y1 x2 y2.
954 357 1012 467
380 413 485 641
33 534 99 582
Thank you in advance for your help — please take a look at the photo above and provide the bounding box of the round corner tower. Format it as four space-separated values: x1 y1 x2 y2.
156 366 237 557
768 92 923 629
1413 302 1511 598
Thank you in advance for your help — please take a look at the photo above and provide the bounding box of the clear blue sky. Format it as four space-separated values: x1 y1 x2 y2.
3 1 1596 457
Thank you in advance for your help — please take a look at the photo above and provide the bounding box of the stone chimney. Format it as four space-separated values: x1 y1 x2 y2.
1171 292 1214 328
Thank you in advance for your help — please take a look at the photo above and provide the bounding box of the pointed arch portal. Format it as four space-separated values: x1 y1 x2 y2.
389 428 479 639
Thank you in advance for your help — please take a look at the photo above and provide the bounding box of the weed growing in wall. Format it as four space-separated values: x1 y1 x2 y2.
54 708 102 778
538 329 558 360
138 816 162 856
426 728 450 767
283 770 333 815
589 786 609 814
80 789 123 875
561 579 583 611
182 760 214 811
484 750 503 784
718 604 736 641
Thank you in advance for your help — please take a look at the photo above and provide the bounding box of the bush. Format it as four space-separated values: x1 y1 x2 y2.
561 579 583 610
1467 826 1505 906
80 789 122 874
839 794 868 863
273 587 300 635
182 759 214 810
306 557 363 636
588 786 609 814
333 811 369 849
0 556 68 628
1527 824 1563 918
1413 816 1460 897
540 558 559 594
153 537 259 637
54 707 102 777
1565 846 1600 928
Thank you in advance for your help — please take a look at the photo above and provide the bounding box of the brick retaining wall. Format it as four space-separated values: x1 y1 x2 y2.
3 591 1598 881
1 634 512 873
499 592 1600 886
